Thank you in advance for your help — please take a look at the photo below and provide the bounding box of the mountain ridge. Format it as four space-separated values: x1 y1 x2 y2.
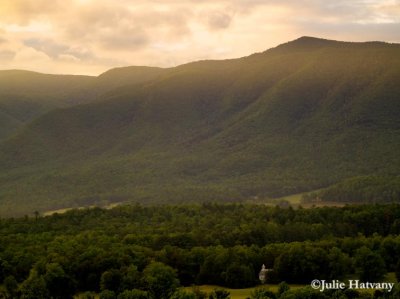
0 37 399 216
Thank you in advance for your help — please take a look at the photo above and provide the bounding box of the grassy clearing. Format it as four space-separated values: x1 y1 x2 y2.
273 192 304 205
268 190 350 208
43 202 124 216
247 190 342 208
43 207 77 216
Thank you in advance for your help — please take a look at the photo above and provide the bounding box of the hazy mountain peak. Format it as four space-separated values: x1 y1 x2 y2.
97 66 165 78
273 36 340 51
294 36 333 43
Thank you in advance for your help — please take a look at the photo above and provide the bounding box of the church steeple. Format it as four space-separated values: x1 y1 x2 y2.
259 264 267 283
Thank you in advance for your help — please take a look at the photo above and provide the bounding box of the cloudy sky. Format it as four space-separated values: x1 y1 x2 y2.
0 0 399 75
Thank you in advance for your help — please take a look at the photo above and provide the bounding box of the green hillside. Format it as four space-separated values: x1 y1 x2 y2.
0 70 93 140
0 37 399 216
0 67 167 141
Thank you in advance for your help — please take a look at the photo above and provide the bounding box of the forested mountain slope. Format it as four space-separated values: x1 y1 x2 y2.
0 37 399 216
0 67 167 140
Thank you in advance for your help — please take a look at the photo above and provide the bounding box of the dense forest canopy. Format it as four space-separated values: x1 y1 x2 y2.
1 204 400 298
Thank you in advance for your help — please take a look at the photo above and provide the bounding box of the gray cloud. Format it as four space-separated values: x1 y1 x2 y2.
98 27 149 50
0 50 15 60
62 3 191 52
23 38 94 60
24 38 68 58
207 11 232 30
322 1 395 21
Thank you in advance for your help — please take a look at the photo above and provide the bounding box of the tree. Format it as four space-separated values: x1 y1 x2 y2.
249 287 276 299
3 275 18 299
343 289 361 299
0 259 12 283
274 244 329 283
143 262 179 299
80 292 96 299
385 283 400 299
354 246 386 281
279 287 328 299
19 270 50 299
117 289 149 299
34 211 40 221
100 269 123 293
327 247 351 279
208 288 230 299
170 289 196 299
121 265 141 291
99 290 117 299
191 286 208 299
277 282 290 297
43 263 76 299
223 263 254 288
395 260 400 282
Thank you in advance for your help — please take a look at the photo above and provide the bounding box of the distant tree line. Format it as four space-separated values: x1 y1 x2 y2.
302 176 400 203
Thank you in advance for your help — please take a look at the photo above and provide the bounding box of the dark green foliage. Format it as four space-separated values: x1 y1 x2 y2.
19 270 50 299
354 247 387 281
1 38 400 216
396 261 400 282
80 292 96 299
3 275 18 298
343 289 362 299
191 286 207 299
0 259 12 283
99 290 117 299
279 286 329 299
274 243 330 283
381 283 400 299
43 263 76 299
327 248 352 280
143 262 180 299
250 287 276 299
170 289 196 299
208 288 230 299
223 263 255 288
117 289 149 299
277 282 290 297
121 265 141 291
100 269 123 293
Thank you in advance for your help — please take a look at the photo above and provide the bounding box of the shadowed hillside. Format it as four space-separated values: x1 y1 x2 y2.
0 67 167 140
0 37 399 216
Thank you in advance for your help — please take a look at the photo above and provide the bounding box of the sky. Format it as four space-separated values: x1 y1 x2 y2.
0 0 399 75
